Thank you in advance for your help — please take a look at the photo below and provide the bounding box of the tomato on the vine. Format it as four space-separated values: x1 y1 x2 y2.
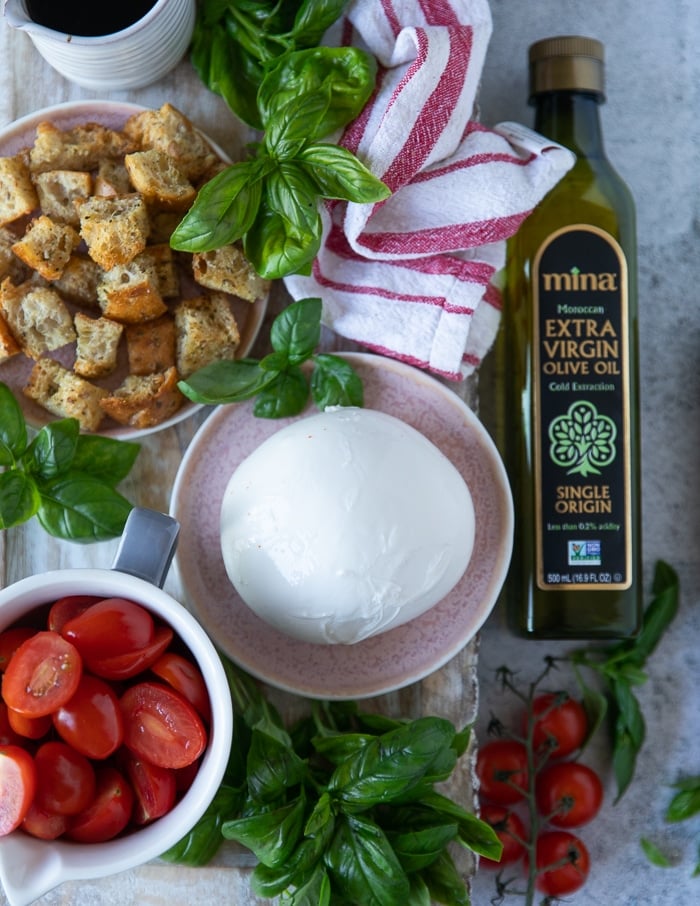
535 830 590 896
536 761 603 827
476 740 529 805
479 804 527 868
528 692 588 759
2 631 82 717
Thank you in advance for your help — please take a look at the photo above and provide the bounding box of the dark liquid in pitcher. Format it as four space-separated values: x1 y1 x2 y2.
26 0 158 37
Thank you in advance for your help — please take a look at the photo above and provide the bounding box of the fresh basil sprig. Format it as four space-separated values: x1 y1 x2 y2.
0 383 139 542
177 297 364 418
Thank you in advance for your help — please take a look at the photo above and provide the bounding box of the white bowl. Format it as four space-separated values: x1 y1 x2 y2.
0 510 233 906
3 0 196 91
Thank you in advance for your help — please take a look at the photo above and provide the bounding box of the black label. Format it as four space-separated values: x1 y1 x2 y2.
533 225 631 590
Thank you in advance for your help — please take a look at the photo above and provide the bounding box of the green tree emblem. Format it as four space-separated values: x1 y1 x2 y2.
548 400 617 476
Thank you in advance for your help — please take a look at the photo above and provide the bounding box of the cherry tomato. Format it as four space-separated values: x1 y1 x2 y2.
66 765 134 843
535 830 590 896
536 761 603 828
528 692 588 759
34 741 96 816
0 744 37 835
7 708 52 740
0 703 23 747
119 748 177 825
0 627 34 672
120 682 207 769
479 804 527 868
47 596 102 633
151 651 211 723
476 740 529 805
174 757 201 794
2 631 82 718
61 598 154 663
22 801 69 840
52 673 124 760
88 625 173 681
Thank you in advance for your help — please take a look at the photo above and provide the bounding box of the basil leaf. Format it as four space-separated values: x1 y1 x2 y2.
300 143 391 202
246 728 308 803
310 353 364 409
265 89 332 157
416 790 503 861
244 203 321 279
36 475 133 542
72 434 140 486
222 793 306 866
386 820 459 873
629 560 680 664
252 824 332 898
420 850 469 906
0 470 40 529
665 777 700 823
640 837 673 868
161 784 242 866
266 162 322 237
271 297 322 362
312 732 375 766
178 360 274 404
0 382 27 464
253 367 309 418
24 419 79 479
291 0 350 46
612 678 646 749
286 864 332 906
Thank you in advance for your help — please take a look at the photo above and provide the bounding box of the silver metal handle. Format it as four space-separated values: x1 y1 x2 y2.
111 507 180 588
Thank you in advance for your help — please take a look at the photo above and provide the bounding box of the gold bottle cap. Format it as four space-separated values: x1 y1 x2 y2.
529 35 605 101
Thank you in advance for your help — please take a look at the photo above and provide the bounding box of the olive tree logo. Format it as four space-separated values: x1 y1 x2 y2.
549 401 617 477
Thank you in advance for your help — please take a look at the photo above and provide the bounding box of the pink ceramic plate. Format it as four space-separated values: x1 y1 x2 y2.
170 353 514 699
0 101 267 440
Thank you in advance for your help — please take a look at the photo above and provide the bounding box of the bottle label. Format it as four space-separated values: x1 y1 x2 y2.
533 225 632 591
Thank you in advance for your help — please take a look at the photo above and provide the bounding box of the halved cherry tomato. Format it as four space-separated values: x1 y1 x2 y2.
476 740 529 805
47 596 102 633
0 744 37 835
151 651 211 723
527 692 588 759
120 682 207 769
174 757 201 794
118 748 177 825
61 598 154 663
0 703 22 747
479 804 527 868
7 708 52 741
2 631 82 718
52 673 124 760
22 801 69 840
535 830 590 896
88 625 173 681
535 761 603 828
0 627 34 672
34 741 96 816
66 766 134 843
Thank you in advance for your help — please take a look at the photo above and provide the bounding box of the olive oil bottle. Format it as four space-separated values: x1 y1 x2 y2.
500 36 642 638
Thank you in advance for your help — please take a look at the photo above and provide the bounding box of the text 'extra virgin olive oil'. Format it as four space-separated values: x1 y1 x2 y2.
500 36 642 638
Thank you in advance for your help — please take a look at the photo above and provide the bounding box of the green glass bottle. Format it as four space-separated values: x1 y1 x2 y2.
501 36 642 638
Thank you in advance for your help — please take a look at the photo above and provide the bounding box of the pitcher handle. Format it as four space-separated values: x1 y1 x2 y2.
111 507 180 588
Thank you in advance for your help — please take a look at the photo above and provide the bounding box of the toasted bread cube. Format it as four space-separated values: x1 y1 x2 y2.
0 310 21 363
34 170 92 226
94 159 132 197
24 358 107 432
0 226 27 282
147 210 182 245
192 244 269 303
0 156 39 226
124 103 217 182
78 193 150 270
126 315 176 375
0 278 76 358
174 293 241 378
29 121 136 174
11 214 81 281
139 244 179 297
124 149 196 211
100 366 184 429
73 312 124 378
52 254 102 307
97 255 167 323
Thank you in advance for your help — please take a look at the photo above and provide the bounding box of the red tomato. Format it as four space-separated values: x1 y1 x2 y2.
528 692 588 759
535 830 590 896
119 748 177 825
120 682 207 769
34 741 97 816
66 766 134 843
88 625 173 681
479 804 527 868
0 744 37 835
22 800 69 840
476 740 529 805
0 626 34 672
47 596 102 633
52 673 124 760
0 703 23 747
61 598 154 663
536 761 603 828
174 758 201 794
7 708 52 741
151 651 211 723
2 631 82 718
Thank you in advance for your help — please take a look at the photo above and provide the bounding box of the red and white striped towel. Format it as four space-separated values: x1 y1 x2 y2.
284 0 575 380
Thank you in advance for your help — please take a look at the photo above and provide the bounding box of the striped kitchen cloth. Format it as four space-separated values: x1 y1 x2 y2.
284 0 574 381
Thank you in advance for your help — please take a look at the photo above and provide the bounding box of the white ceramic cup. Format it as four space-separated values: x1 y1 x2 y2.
2 0 196 91
0 508 233 906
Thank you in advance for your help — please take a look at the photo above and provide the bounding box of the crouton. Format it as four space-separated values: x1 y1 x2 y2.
192 244 269 302
99 366 184 429
0 310 21 363
125 315 176 375
174 293 241 378
138 244 179 297
73 312 124 378
33 169 92 226
52 254 102 307
94 159 132 197
0 226 27 282
24 358 107 432
0 278 76 358
97 255 167 323
123 103 217 182
77 193 150 270
11 214 81 281
28 121 136 174
124 149 196 211
147 210 182 245
0 156 39 226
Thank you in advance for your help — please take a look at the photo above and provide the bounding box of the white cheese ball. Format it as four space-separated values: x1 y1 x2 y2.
220 407 475 645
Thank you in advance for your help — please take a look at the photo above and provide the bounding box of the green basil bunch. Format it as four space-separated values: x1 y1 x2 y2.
0 383 139 542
